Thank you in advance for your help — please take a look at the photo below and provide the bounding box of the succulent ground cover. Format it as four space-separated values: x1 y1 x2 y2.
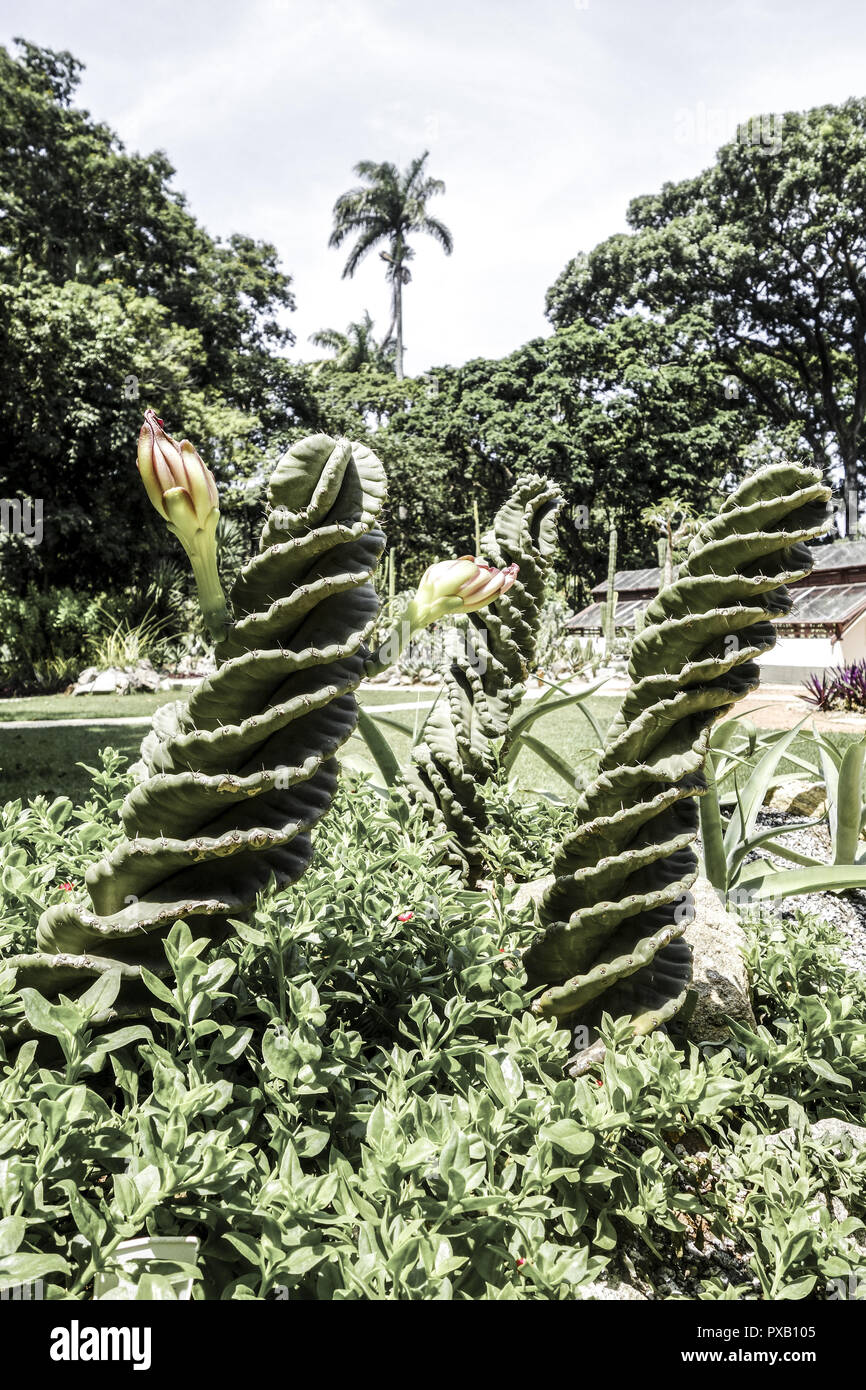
0 765 864 1300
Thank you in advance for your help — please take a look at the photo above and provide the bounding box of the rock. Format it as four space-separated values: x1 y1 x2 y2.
509 874 554 916
126 664 161 692
682 876 756 1042
577 1275 647 1301
73 662 163 695
85 667 130 694
764 777 826 815
766 1118 866 1155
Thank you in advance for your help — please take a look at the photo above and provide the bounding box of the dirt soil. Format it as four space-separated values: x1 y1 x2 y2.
736 685 866 733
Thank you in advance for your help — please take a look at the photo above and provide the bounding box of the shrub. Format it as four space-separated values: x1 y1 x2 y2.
803 660 866 712
0 585 105 692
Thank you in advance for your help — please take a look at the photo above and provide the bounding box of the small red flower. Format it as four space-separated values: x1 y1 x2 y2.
595 1079 603 1087
499 948 505 953
516 1258 526 1268
60 881 74 892
397 911 414 922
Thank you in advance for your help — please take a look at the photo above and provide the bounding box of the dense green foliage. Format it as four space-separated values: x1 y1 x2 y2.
0 39 312 601
547 100 866 521
0 768 864 1300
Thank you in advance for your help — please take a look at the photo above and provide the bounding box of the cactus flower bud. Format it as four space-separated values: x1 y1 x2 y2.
137 411 230 641
407 556 519 630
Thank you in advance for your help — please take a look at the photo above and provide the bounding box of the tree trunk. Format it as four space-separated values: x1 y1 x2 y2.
394 277 404 380
843 452 859 539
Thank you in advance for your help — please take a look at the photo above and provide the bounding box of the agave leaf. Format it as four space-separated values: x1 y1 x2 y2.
745 863 866 901
722 717 810 863
833 735 866 864
698 752 728 892
354 708 402 787
515 734 580 792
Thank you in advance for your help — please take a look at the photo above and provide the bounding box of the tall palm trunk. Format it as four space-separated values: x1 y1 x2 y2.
394 276 404 380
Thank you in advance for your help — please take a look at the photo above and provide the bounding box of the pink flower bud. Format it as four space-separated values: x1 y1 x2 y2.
137 410 219 536
407 556 519 629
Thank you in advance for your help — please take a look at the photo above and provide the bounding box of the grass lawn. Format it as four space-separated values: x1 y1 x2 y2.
0 726 147 805
347 693 622 799
0 683 859 807
0 685 458 722
0 692 170 721
346 696 863 801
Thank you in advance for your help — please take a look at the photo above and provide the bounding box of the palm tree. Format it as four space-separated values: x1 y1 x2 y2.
640 495 700 587
328 152 453 380
309 312 395 373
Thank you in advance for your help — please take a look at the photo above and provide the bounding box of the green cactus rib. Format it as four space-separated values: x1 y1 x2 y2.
524 462 830 1036
13 435 386 991
408 475 562 867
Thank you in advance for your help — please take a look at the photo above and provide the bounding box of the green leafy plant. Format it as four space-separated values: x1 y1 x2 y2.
523 462 830 1062
2 765 865 1301
736 730 866 902
87 605 173 671
0 585 106 692
698 714 825 899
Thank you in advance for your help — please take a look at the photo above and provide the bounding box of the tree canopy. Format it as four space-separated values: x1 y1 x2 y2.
0 39 311 594
547 101 866 528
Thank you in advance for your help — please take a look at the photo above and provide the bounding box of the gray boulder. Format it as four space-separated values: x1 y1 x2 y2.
764 777 826 815
682 876 756 1042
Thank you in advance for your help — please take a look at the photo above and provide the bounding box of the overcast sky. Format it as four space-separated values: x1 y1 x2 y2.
3 0 866 372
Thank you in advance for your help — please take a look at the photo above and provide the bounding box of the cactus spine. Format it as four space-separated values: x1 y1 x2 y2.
524 463 830 1059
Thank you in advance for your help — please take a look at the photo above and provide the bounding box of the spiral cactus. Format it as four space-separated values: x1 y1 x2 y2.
409 474 562 868
9 434 386 1003
524 462 830 1052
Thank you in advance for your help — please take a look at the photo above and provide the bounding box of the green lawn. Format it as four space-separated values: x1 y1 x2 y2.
0 684 859 808
0 726 147 805
0 686 439 722
346 694 621 799
0 691 170 721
